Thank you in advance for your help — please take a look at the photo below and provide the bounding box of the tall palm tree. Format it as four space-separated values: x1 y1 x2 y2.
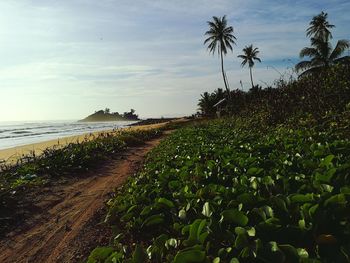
306 11 335 41
204 16 236 97
237 45 261 88
296 12 349 77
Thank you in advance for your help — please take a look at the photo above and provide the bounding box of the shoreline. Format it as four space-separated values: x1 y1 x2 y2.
0 121 175 164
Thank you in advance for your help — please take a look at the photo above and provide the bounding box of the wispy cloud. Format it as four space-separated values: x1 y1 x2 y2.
0 0 349 120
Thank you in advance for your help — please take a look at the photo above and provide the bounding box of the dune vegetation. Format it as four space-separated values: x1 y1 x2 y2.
0 10 348 263
86 12 350 263
0 128 163 235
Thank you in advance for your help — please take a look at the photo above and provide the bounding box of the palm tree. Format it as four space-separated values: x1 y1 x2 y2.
198 92 215 116
237 45 261 88
306 11 335 41
296 12 350 77
204 16 237 97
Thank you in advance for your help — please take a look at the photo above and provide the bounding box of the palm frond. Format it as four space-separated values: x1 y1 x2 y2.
298 65 324 78
237 44 261 68
204 15 236 55
306 11 335 40
295 60 313 72
254 57 262 63
329 40 350 60
334 56 350 65
299 47 319 58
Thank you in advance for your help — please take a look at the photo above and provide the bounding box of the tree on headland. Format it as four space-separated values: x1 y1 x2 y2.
123 109 138 120
204 16 236 98
296 12 350 77
237 44 261 88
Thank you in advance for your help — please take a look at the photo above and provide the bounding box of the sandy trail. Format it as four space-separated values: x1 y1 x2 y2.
0 134 168 263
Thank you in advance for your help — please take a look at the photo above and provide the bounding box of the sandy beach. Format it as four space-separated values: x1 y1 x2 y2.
0 121 177 164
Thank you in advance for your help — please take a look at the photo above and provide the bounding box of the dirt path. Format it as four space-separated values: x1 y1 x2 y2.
0 135 167 263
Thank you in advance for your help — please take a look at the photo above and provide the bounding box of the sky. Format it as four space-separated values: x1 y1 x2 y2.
0 0 349 121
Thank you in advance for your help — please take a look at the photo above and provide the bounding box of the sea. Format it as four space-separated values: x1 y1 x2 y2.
0 120 138 150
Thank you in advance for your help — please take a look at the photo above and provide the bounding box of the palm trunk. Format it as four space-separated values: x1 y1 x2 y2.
249 66 254 88
220 49 230 99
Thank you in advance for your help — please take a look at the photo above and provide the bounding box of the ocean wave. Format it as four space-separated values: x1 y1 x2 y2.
11 131 33 134
0 121 135 150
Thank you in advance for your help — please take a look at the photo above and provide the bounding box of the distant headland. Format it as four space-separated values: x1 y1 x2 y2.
79 108 139 122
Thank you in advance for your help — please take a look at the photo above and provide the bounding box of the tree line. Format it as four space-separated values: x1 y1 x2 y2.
199 12 350 119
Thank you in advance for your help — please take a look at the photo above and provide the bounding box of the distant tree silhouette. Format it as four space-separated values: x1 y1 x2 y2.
198 88 227 117
296 12 350 77
237 45 261 88
306 11 334 41
204 16 236 98
123 109 139 120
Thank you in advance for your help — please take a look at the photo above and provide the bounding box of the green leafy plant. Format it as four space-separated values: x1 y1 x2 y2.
92 116 350 262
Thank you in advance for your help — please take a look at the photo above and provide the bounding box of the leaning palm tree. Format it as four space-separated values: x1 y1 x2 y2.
296 12 349 77
204 16 237 97
296 38 350 76
237 45 261 88
306 11 335 41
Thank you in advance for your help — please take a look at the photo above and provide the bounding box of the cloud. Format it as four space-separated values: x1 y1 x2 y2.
0 0 349 120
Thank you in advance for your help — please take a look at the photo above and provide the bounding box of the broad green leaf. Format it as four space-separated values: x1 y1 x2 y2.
309 204 318 216
340 186 350 194
140 206 152 216
247 167 263 175
290 194 314 203
270 241 279 252
157 197 174 208
297 248 309 258
321 154 335 167
127 205 137 213
87 247 114 263
315 168 336 183
234 227 246 235
237 193 257 206
324 194 346 206
202 202 212 217
271 196 288 213
262 205 274 218
184 219 208 246
221 210 248 226
247 227 256 237
240 247 251 258
235 233 248 249
279 244 299 261
132 245 148 263
179 209 187 220
173 249 206 263
165 238 178 249
143 214 164 227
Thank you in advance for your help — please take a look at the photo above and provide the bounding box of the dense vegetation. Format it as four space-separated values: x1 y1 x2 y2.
199 11 349 119
80 108 139 122
88 111 350 262
197 65 350 123
0 128 161 236
87 11 350 263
